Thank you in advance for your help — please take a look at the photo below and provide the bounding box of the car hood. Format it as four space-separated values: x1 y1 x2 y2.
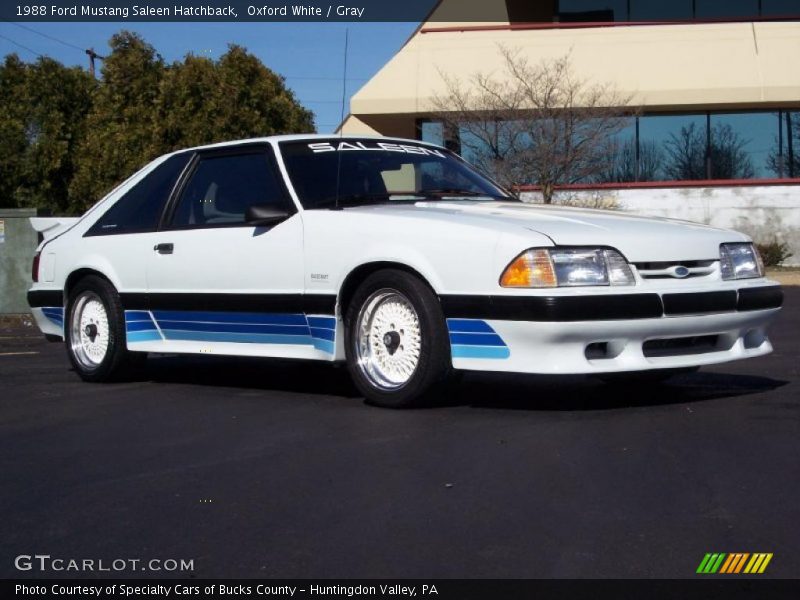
348 201 747 262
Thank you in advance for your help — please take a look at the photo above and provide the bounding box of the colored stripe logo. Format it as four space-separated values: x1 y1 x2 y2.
447 319 510 360
41 306 64 329
697 553 773 574
125 310 337 354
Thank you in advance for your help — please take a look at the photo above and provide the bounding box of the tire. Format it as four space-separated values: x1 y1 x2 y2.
596 367 700 385
65 275 145 382
344 269 452 408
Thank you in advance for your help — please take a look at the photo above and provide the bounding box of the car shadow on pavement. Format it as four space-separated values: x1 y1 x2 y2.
138 354 788 411
444 370 789 411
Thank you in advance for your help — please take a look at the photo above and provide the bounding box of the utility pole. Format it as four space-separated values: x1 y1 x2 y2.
85 47 105 78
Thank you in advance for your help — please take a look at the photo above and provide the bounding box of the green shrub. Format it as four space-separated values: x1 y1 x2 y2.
756 240 793 267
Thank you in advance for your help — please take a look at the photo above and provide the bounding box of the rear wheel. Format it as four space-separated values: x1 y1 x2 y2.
345 269 452 408
65 275 144 382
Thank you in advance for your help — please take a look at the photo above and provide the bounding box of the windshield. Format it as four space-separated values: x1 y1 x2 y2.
278 139 514 209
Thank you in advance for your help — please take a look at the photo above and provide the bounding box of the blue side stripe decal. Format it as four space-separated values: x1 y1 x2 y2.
127 330 163 343
124 310 338 355
41 307 64 328
308 316 336 329
126 320 160 333
152 310 307 326
447 319 496 334
159 330 314 345
309 327 336 342
452 346 511 359
447 319 509 360
156 321 311 336
449 332 507 347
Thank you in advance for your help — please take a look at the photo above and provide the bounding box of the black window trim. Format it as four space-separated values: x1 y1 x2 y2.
84 151 193 238
159 142 296 232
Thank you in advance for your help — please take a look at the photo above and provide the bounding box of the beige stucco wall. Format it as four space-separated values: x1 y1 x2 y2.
342 19 800 134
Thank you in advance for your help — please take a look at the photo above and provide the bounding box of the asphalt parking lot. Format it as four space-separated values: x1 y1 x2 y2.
2 290 798 579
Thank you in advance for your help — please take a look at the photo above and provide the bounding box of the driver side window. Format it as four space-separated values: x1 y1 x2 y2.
171 150 288 228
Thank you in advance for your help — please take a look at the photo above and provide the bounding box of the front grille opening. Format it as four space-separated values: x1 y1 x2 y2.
634 259 715 280
635 260 714 270
643 335 719 358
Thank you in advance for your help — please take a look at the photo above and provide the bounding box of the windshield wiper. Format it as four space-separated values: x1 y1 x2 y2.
319 193 423 209
418 189 514 201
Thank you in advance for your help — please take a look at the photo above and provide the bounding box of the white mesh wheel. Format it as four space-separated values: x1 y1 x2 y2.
354 289 422 390
69 291 110 370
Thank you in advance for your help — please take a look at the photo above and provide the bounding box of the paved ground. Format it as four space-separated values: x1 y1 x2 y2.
1 291 798 579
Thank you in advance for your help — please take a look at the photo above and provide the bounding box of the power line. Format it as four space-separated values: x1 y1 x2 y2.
0 32 42 57
8 22 85 52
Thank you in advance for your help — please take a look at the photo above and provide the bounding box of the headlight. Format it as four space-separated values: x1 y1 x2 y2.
719 243 764 280
500 247 635 288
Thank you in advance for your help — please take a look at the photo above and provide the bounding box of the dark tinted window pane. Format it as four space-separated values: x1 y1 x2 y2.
558 0 628 21
761 0 800 17
89 153 190 235
171 152 286 227
775 111 800 178
595 118 639 182
710 112 776 179
696 0 759 19
279 140 507 209
630 0 693 20
639 114 706 180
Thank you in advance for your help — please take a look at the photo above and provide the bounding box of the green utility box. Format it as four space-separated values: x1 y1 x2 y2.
0 209 39 314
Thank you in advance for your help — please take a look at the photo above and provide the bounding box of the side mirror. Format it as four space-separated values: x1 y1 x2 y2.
245 204 291 226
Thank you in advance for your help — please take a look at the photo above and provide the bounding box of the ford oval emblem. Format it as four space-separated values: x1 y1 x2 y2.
673 266 690 278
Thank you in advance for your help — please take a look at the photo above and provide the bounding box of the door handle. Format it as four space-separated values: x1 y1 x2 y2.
154 243 174 255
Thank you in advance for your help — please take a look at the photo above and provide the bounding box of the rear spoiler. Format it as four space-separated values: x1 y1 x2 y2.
30 217 80 242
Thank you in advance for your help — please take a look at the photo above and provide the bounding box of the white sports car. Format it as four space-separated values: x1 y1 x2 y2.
28 135 783 407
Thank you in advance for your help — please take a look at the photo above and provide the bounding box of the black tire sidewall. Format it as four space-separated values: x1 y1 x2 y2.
344 269 451 408
65 276 130 382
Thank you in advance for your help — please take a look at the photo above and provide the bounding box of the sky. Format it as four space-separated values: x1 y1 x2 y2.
0 21 420 132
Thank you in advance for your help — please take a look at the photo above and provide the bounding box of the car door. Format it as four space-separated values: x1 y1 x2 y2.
144 143 312 358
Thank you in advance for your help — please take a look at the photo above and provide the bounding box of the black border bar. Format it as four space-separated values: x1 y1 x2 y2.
4 579 799 600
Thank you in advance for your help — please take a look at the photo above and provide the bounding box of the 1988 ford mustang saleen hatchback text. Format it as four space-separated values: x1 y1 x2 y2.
28 136 783 407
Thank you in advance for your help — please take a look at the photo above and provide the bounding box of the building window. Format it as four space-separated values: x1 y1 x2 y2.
629 0 693 21
419 110 800 185
558 0 628 22
777 111 799 178
761 0 800 17
553 0 799 22
695 0 760 19
709 112 775 179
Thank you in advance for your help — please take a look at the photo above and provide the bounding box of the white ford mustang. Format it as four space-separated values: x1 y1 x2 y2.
28 135 783 407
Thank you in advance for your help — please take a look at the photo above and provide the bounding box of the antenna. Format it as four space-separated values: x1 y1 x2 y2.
334 28 349 211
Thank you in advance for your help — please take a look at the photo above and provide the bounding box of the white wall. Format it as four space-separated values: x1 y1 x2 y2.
519 185 800 266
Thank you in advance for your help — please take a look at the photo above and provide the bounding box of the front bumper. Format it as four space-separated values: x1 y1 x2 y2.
442 285 783 374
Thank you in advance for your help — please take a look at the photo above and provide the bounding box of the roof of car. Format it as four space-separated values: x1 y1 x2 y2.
170 134 442 155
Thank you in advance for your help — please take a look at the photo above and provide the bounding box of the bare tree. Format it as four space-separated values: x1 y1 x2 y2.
597 137 664 183
431 48 634 203
664 122 755 181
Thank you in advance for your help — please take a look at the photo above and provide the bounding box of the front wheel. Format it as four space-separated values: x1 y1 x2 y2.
65 275 144 382
345 269 452 408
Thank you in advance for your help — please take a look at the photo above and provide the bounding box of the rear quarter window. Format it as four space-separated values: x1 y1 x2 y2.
86 153 191 236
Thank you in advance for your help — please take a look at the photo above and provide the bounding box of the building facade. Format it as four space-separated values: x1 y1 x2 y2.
340 0 800 264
